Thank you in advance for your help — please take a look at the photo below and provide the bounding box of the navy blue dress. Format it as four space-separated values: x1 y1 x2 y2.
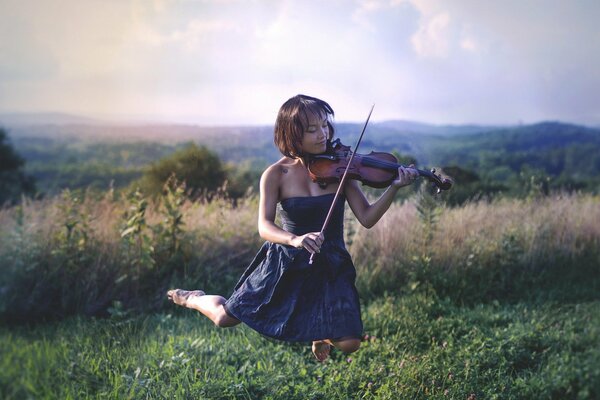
224 193 363 342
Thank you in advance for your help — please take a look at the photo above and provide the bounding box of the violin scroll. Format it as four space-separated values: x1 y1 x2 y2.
421 168 453 194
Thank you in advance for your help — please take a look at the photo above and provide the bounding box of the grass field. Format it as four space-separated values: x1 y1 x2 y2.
1 192 599 398
2 291 599 399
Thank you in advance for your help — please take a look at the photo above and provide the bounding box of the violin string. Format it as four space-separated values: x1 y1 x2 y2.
359 156 400 171
359 156 438 181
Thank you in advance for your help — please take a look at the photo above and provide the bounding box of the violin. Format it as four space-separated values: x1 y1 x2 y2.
308 139 452 193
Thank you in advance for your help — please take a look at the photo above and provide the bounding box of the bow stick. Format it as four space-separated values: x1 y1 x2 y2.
309 104 375 265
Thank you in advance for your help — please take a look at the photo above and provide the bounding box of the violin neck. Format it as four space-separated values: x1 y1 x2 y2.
361 156 427 177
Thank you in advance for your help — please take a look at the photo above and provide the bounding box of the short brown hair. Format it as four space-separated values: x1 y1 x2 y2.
274 94 335 158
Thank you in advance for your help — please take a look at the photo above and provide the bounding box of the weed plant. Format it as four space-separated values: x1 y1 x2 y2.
1 190 599 319
0 184 261 321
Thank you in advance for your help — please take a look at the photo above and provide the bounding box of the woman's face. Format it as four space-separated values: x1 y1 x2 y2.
299 112 329 155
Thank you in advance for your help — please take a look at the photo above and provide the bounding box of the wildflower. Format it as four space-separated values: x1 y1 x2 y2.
346 357 353 363
367 382 374 389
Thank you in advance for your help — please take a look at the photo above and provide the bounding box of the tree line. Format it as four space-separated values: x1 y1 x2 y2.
2 120 600 206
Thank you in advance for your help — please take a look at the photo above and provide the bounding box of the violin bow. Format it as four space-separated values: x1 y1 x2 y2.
309 104 375 265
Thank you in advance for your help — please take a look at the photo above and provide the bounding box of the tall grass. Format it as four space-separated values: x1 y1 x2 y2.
1 190 599 321
0 186 261 321
350 192 600 302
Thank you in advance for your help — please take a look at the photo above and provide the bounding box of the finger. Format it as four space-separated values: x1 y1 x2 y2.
305 234 317 248
402 168 411 180
308 232 324 247
302 241 315 254
303 238 320 254
313 237 322 251
315 235 324 247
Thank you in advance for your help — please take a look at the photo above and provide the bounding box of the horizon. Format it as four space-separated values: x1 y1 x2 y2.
2 110 597 130
1 0 600 127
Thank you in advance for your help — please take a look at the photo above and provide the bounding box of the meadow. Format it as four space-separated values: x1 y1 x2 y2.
2 292 598 399
1 188 599 399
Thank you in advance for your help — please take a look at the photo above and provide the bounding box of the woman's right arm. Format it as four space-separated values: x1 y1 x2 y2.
257 165 323 254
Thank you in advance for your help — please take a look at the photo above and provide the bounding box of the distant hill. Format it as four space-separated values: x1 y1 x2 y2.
0 112 105 126
428 121 600 160
3 116 599 195
425 122 600 187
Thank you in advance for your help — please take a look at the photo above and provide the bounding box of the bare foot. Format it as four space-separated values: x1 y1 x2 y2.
312 340 331 362
167 289 205 307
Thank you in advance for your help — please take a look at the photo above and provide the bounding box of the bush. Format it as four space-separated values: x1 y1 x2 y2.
0 128 36 205
134 143 226 198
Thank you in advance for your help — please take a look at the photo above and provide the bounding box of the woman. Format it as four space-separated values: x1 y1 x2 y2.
168 94 418 361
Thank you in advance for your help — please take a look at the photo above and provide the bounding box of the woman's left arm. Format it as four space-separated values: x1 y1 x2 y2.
345 165 418 229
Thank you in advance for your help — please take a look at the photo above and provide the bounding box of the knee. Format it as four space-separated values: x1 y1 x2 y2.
214 313 230 327
213 309 238 328
338 338 361 354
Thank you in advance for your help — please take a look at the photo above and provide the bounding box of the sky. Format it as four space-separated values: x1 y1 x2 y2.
0 0 599 126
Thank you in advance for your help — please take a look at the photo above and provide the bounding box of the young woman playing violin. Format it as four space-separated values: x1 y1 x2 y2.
167 94 419 361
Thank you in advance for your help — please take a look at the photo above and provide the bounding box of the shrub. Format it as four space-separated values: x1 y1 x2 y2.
133 143 226 198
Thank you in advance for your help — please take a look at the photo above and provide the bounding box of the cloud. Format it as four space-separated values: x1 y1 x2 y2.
410 12 451 58
1 0 600 124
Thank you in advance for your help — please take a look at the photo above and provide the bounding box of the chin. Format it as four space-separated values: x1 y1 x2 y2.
302 144 327 156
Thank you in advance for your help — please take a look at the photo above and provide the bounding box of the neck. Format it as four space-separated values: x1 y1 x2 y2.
298 154 310 168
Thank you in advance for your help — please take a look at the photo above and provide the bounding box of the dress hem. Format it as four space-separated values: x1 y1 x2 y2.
224 301 362 343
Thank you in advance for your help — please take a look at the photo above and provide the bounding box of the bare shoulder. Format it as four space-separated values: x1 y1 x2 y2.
263 157 296 177
261 157 294 189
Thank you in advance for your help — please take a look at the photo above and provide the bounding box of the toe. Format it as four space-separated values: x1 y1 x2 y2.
312 341 331 362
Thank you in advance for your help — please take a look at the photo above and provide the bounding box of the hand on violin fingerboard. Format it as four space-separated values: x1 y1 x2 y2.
392 164 419 188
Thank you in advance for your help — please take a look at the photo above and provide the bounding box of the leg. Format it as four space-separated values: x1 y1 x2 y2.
311 336 361 361
167 289 240 328
330 337 361 354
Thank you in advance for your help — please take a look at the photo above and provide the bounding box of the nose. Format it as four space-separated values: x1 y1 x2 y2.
319 126 328 139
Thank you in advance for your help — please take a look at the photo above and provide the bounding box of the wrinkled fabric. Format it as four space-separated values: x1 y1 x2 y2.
224 193 363 342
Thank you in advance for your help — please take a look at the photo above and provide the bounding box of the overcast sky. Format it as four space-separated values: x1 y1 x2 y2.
1 0 599 125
